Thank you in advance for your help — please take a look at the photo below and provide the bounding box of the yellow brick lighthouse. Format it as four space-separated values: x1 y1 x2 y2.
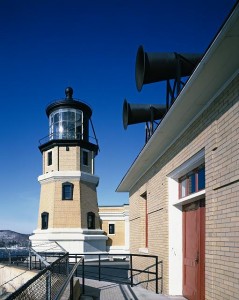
30 87 107 254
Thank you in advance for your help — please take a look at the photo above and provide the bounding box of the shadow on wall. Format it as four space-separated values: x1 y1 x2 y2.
106 237 113 246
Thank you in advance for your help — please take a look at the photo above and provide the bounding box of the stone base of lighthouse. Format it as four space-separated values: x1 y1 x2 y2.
30 228 108 258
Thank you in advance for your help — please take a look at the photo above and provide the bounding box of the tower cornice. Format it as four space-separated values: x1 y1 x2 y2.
38 171 99 185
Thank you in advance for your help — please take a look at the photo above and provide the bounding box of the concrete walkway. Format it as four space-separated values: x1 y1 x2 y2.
80 278 186 300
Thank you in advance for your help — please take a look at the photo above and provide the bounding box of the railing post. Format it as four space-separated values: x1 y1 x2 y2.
66 256 69 276
156 256 159 294
8 252 11 265
75 255 78 277
82 258 85 294
130 254 133 287
98 254 101 281
29 253 32 270
46 270 52 300
70 276 74 300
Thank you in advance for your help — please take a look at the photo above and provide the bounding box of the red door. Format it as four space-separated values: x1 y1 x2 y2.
183 199 205 300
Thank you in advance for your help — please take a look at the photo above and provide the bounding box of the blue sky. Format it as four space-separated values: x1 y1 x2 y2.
0 0 236 233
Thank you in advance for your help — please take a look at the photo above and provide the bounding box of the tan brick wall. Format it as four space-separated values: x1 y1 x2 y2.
44 147 58 173
37 181 56 229
203 77 239 300
39 142 99 230
129 190 147 250
38 180 81 228
43 146 93 173
129 177 168 292
99 205 128 214
59 147 78 171
128 75 239 296
38 179 101 229
80 181 100 229
101 220 125 246
99 205 129 247
53 180 81 227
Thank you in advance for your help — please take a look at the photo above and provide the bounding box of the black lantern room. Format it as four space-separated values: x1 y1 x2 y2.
39 87 99 155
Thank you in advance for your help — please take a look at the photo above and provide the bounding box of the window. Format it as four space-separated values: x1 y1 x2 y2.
180 178 187 198
198 167 205 190
47 151 52 166
179 164 205 198
188 172 196 194
49 108 83 140
83 150 88 166
109 223 115 234
87 212 95 229
41 212 49 230
62 182 73 200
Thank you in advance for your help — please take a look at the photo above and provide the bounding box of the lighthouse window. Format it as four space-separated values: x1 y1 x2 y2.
76 112 82 139
83 151 88 166
62 182 73 200
41 212 49 230
49 108 83 140
54 113 59 122
47 151 52 166
87 212 95 229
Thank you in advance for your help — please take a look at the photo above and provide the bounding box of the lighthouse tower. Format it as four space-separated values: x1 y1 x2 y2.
30 87 107 254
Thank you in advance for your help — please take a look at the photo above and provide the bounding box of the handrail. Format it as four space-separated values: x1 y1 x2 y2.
6 253 69 300
54 256 84 300
3 252 162 298
69 253 162 294
38 131 98 145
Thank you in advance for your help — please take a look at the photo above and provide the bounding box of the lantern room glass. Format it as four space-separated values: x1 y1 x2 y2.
49 108 83 140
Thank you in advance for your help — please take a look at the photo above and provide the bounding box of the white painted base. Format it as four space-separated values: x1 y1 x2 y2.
30 228 108 256
106 245 129 254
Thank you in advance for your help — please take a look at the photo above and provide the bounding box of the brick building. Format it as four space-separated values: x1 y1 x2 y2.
117 3 239 299
99 204 129 254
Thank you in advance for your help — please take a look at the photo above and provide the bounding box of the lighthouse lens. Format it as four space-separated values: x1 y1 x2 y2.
49 108 83 140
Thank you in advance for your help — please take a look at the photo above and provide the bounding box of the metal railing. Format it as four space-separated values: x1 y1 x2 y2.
54 257 84 299
1 251 163 298
69 253 163 294
0 248 29 266
5 253 69 300
0 242 66 270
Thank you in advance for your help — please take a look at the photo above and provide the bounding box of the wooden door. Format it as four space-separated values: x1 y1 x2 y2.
183 199 205 300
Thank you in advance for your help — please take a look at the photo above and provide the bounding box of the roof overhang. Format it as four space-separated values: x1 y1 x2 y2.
117 3 239 192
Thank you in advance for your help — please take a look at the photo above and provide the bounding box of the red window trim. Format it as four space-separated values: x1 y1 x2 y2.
179 164 205 199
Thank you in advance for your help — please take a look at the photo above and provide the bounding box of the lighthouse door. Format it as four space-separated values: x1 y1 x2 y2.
182 199 205 300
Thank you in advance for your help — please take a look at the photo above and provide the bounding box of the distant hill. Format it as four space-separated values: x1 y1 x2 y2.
0 230 30 247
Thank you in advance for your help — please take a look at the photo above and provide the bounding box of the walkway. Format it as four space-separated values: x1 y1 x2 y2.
80 278 187 300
